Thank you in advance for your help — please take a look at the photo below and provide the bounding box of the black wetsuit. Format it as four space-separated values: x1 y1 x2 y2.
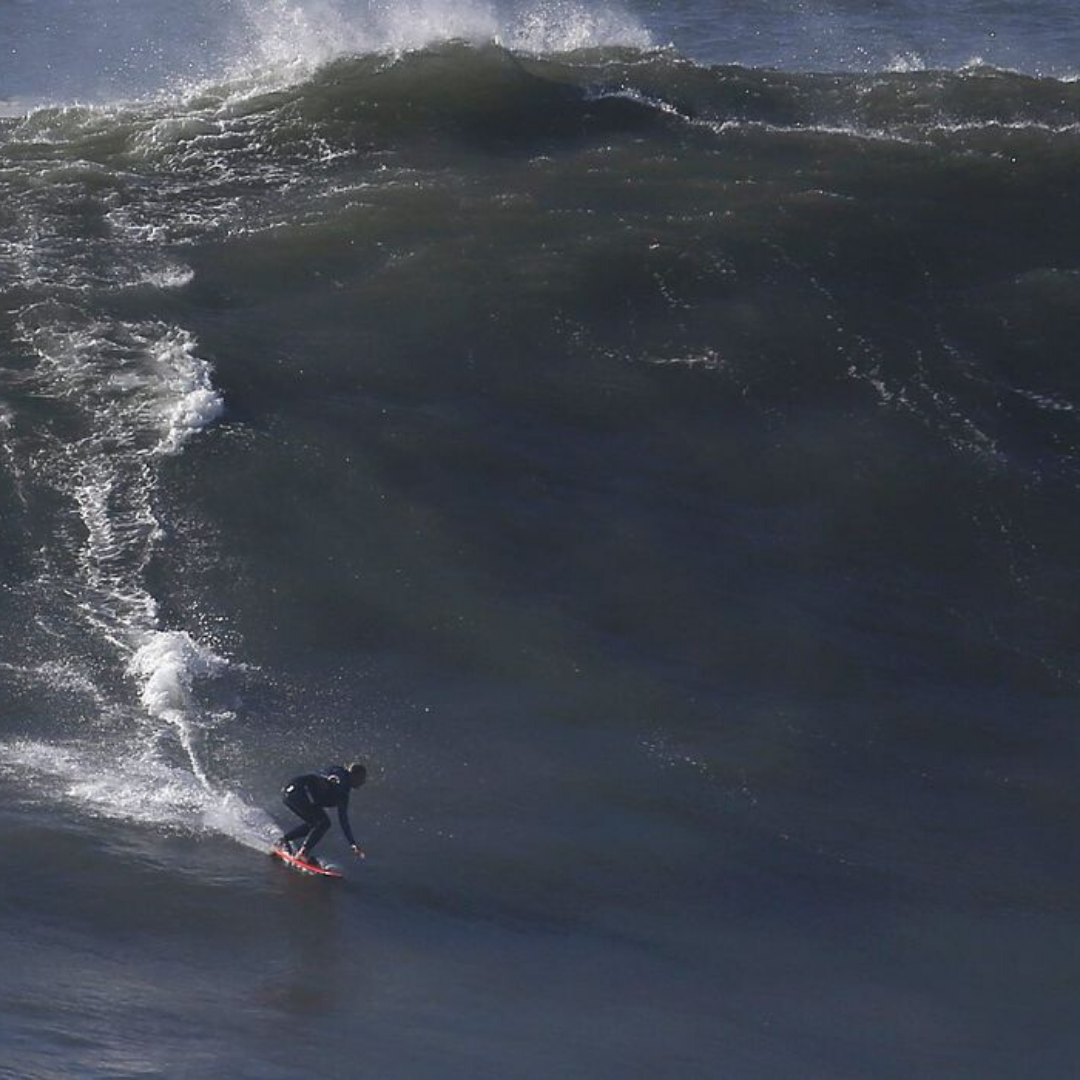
280 767 357 854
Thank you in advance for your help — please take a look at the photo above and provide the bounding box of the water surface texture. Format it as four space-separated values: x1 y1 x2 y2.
2 2 1080 1077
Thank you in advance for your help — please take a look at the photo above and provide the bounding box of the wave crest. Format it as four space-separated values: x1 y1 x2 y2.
234 0 652 78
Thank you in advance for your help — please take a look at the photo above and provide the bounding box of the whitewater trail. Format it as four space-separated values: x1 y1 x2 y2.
0 146 276 851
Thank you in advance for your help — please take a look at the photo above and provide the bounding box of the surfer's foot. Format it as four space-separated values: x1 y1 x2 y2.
275 838 294 855
298 850 320 867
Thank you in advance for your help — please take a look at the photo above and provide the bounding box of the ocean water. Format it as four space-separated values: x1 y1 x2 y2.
2 1 1080 1077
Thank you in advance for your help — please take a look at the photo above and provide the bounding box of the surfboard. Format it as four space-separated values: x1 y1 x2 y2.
271 847 343 878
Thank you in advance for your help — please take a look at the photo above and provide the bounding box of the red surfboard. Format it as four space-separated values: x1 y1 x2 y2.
271 847 344 878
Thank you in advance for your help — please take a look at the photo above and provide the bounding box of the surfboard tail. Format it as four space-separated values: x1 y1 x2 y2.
270 847 343 878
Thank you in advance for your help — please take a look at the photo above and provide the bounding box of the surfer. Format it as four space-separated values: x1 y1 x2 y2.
274 762 367 866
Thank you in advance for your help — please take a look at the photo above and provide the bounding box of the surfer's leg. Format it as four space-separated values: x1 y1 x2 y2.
298 809 331 855
281 786 322 847
280 821 312 846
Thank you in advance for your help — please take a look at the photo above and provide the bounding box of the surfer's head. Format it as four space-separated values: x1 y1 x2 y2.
348 762 367 788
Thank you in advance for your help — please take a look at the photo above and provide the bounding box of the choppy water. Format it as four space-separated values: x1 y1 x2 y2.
2 2 1080 1077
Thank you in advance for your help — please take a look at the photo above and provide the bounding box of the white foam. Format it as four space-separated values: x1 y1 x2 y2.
129 630 228 721
3 69 255 864
505 1 652 53
0 399 29 507
126 629 230 790
147 328 225 455
0 738 278 851
12 313 233 852
886 52 927 74
648 349 724 372
142 265 196 290
233 0 652 78
1011 387 1077 414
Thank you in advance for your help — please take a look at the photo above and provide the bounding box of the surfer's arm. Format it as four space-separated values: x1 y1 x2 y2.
337 797 358 848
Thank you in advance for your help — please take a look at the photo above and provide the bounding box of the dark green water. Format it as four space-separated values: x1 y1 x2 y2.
3 6 1080 1076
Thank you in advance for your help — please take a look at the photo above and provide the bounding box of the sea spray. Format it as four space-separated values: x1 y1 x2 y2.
127 630 229 789
233 0 650 78
0 736 279 848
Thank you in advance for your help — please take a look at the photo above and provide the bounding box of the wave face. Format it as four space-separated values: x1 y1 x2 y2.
2 29 1080 1080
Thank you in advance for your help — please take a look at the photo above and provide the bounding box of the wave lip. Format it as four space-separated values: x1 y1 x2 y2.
11 44 1080 182
234 0 653 78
